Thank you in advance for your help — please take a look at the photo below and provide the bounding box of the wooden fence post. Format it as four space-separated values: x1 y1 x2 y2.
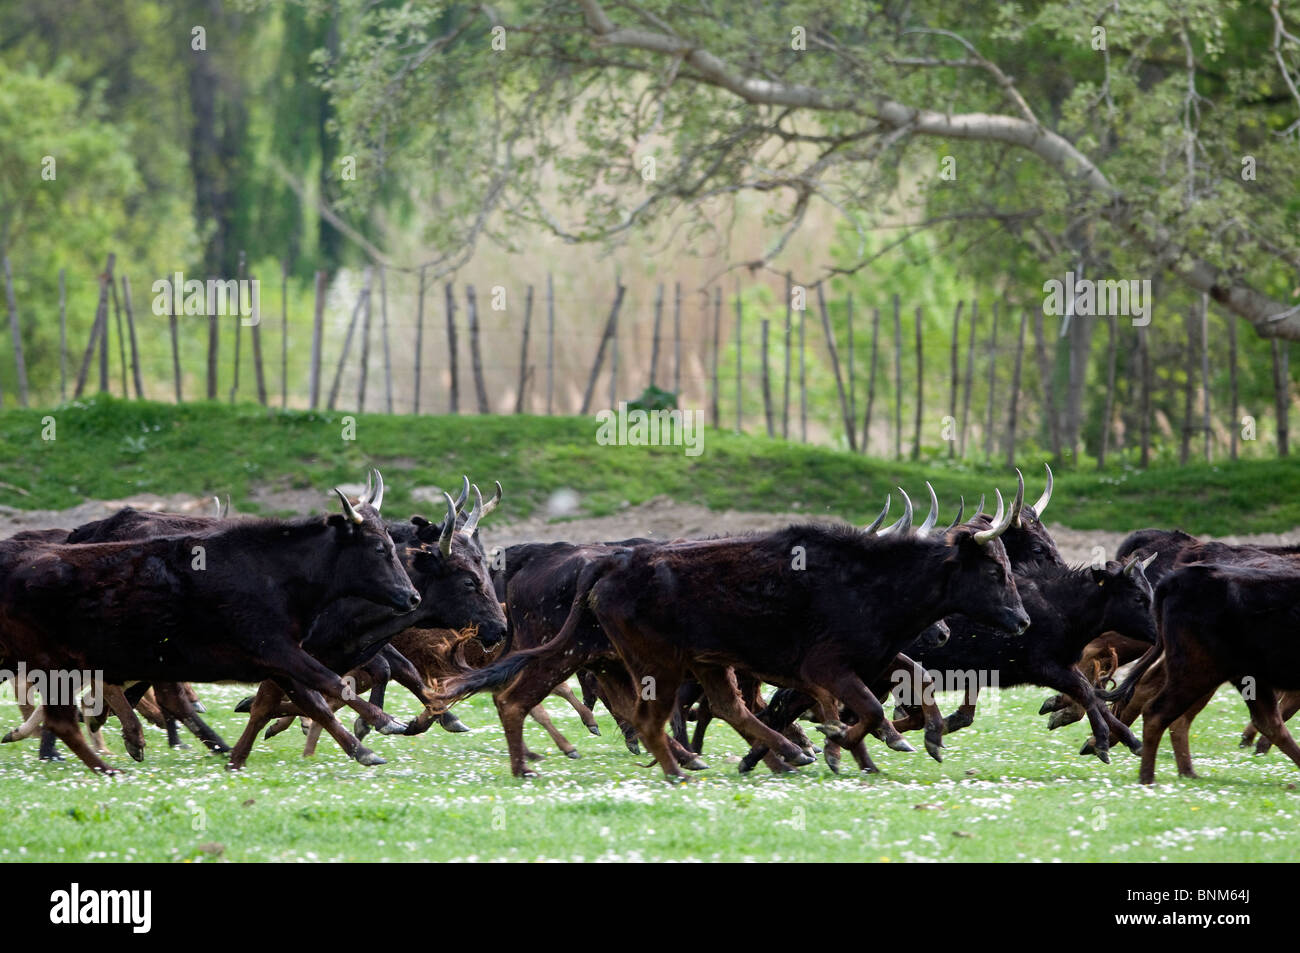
414 265 426 414
280 261 288 409
445 283 460 414
817 282 855 451
1138 323 1151 467
121 275 144 399
1273 338 1290 457
75 254 114 400
948 301 962 459
847 292 857 448
309 270 325 409
734 284 742 433
862 307 879 456
380 266 393 413
912 305 923 460
959 300 977 457
580 282 626 415
169 300 182 404
515 284 533 413
58 268 67 402
711 287 721 427
782 273 792 439
609 288 620 411
1034 308 1063 465
649 283 663 389
358 266 373 410
327 282 367 411
673 281 682 398
545 273 555 414
2 256 29 406
250 276 268 406
1200 293 1211 461
99 254 114 394
984 302 1000 461
760 317 774 436
1097 313 1116 469
799 296 807 443
109 270 128 396
1006 309 1028 468
892 294 902 460
1229 312 1239 460
230 250 245 404
466 284 490 413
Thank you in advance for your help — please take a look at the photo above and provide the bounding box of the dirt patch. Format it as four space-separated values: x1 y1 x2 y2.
5 492 1300 563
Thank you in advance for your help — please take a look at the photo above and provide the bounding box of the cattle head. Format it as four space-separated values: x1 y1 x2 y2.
328 470 422 613
938 488 1031 636
1091 554 1159 645
404 482 508 647
913 619 951 649
998 465 1064 571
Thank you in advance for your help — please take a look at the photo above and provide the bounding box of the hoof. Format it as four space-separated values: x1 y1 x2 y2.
564 749 581 760
825 751 841 774
521 769 540 779
783 749 815 767
1079 739 1096 756
1047 709 1082 730
299 719 311 736
683 756 709 771
170 742 192 751
126 742 146 763
1094 747 1111 764
586 724 602 737
887 736 916 753
1255 740 1273 755
96 766 125 776
624 740 641 755
524 750 545 762
353 717 371 740
1038 696 1062 715
191 700 207 714
355 748 387 766
1239 733 1253 747
816 722 848 741
1178 768 1199 779
377 719 408 736
664 773 688 785
210 743 232 755
234 696 253 713
925 739 944 763
0 731 14 744
39 751 66 762
440 713 470 733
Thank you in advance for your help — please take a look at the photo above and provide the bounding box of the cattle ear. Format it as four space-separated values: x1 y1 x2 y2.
325 513 349 530
1090 566 1109 586
411 515 430 528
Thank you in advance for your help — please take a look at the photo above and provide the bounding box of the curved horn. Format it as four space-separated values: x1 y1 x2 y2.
1140 552 1158 572
1121 554 1142 576
864 494 891 534
438 492 456 557
369 469 385 513
480 481 502 518
452 475 470 513
917 482 939 536
945 496 965 532
212 495 221 518
973 494 986 519
1010 468 1026 528
461 484 485 537
363 469 374 504
973 488 1013 545
222 495 230 519
333 488 364 525
1031 463 1053 518
878 488 913 537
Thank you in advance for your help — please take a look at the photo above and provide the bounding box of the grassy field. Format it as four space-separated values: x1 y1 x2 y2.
0 396 1299 534
0 682 1296 862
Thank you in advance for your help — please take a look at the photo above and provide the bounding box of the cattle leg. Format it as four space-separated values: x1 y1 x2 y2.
1168 690 1215 778
832 676 914 756
303 719 323 757
1237 682 1300 772
528 704 580 759
101 685 146 762
229 683 289 770
692 665 811 771
551 682 600 736
1040 667 1117 763
1138 669 1221 784
154 682 229 754
1 704 45 744
43 704 118 774
491 648 593 777
271 650 407 736
886 654 944 760
353 654 391 740
276 678 385 766
264 715 296 739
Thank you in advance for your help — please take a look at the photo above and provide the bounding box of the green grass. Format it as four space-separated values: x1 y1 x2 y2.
0 396 1299 535
1 683 1297 862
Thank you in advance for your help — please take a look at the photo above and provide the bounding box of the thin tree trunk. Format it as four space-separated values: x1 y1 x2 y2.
250 276 267 406
98 256 112 394
1033 308 1062 464
734 284 742 433
580 282 626 415
76 254 114 400
358 267 373 410
121 275 144 399
309 270 325 409
1229 312 1239 460
711 287 721 428
673 281 682 398
414 266 426 414
230 251 245 404
327 283 367 411
817 283 855 451
1200 293 1211 462
1005 308 1028 468
912 305 923 460
1274 338 1290 457
782 273 792 439
760 318 774 436
169 305 182 404
984 302 1000 461
1138 324 1152 467
847 292 856 449
280 261 289 409
959 300 977 456
445 283 460 414
799 298 807 442
545 273 555 415
649 283 663 389
110 270 127 396
948 301 963 458
380 266 393 413
609 293 619 411
893 294 902 461
2 256 29 406
1098 312 1117 468
862 307 880 456
58 268 67 402
1180 310 1196 466
466 284 489 414
515 285 534 413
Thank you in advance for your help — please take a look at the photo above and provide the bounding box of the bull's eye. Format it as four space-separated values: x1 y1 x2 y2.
462 577 477 590
375 544 386 554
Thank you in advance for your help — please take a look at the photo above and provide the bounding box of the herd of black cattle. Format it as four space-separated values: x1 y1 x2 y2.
1 466 1298 786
